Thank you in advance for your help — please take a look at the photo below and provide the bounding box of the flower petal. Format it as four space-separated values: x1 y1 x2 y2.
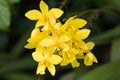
47 64 55 76
31 28 40 37
40 0 48 14
60 16 75 31
70 18 87 29
49 8 64 18
71 60 80 68
35 18 45 27
24 43 35 49
37 63 46 75
32 52 44 62
41 22 49 31
87 41 95 50
84 52 98 66
48 55 62 65
59 34 70 42
60 43 69 51
40 37 55 47
25 10 42 20
78 40 88 51
48 13 56 26
74 29 90 41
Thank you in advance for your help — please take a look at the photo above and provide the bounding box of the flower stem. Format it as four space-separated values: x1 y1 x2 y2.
38 75 44 80
59 0 68 9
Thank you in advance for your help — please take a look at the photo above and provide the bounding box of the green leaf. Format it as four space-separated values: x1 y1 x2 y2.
110 0 120 11
0 0 11 31
88 25 120 45
6 72 35 80
9 0 20 3
0 32 8 50
108 72 120 80
10 31 30 59
110 38 120 61
77 60 120 80
0 57 36 75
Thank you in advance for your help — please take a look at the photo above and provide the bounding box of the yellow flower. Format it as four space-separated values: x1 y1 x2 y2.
25 0 63 28
60 48 80 67
24 28 48 49
84 52 98 66
40 31 70 52
61 16 87 31
84 42 98 66
32 48 62 76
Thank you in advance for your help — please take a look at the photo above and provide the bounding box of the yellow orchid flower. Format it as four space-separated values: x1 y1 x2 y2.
61 16 87 31
84 52 98 66
60 48 79 67
25 0 63 28
82 41 98 66
24 28 48 49
32 49 62 76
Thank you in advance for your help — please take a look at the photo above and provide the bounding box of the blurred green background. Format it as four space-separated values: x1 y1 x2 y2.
0 0 120 80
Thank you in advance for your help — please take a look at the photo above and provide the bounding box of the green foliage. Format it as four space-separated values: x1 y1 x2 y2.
110 0 120 11
0 0 11 31
88 25 120 45
0 0 120 80
111 38 120 61
9 0 20 3
77 60 120 80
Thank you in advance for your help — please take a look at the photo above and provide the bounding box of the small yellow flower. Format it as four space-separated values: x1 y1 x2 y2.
61 16 87 31
84 42 98 66
32 49 62 76
84 52 98 66
24 28 48 49
60 48 79 67
25 0 63 28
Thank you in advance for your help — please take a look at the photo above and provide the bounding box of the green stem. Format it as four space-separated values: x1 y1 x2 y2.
59 0 68 9
38 75 44 80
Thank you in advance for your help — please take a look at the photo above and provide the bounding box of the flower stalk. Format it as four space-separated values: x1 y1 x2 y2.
38 75 44 80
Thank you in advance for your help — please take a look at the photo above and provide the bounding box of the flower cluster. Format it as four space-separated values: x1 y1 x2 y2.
25 0 98 76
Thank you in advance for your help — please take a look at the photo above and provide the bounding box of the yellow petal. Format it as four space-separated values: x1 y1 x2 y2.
48 13 56 26
32 52 44 62
60 43 69 51
78 40 88 51
40 37 55 47
25 10 42 20
37 63 46 75
49 8 64 18
24 43 35 49
47 64 55 76
71 60 80 68
53 22 62 30
40 0 48 14
88 52 98 63
41 22 49 31
84 52 98 66
25 36 40 49
60 60 68 66
48 55 62 65
35 19 44 28
74 29 90 41
60 16 75 31
59 34 70 42
70 18 87 29
87 41 95 50
31 28 40 37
